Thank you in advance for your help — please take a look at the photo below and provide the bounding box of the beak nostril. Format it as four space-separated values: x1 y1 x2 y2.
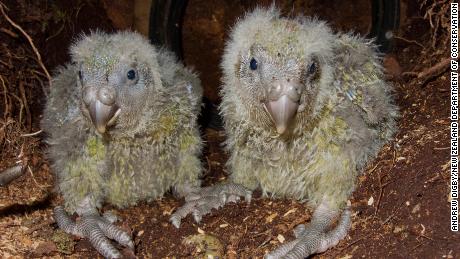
268 80 303 102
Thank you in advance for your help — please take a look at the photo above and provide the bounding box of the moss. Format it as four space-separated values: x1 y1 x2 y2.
183 234 224 258
52 229 75 255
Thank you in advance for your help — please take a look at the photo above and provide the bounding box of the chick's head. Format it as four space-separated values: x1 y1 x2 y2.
70 31 163 136
222 8 336 135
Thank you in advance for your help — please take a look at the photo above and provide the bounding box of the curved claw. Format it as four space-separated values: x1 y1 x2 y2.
293 224 306 238
53 206 133 259
97 219 134 249
192 196 222 223
265 230 325 259
54 206 82 236
265 208 351 259
170 183 252 228
264 239 300 259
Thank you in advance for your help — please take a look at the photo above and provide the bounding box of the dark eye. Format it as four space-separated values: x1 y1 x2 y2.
249 58 258 70
127 69 136 80
78 70 83 80
308 62 317 75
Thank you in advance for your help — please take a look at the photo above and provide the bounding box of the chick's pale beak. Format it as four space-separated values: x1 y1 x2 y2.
264 96 299 134
88 100 120 134
264 80 301 134
84 86 120 134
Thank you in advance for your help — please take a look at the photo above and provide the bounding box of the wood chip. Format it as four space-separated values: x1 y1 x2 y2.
33 241 57 256
276 234 285 243
265 212 278 223
162 207 175 216
283 208 297 217
367 196 374 206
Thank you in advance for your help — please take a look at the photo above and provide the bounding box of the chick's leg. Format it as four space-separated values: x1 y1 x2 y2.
170 182 252 228
54 197 133 259
265 200 351 259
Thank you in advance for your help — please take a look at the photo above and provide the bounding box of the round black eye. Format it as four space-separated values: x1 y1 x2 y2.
308 62 317 74
249 58 258 70
127 69 136 80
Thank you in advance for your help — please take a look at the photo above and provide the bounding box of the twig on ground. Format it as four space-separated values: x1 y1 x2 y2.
10 92 24 124
25 217 55 234
393 36 426 49
374 149 396 215
0 27 18 38
374 171 384 216
257 236 272 249
28 165 48 190
402 58 450 85
410 240 426 253
18 81 31 129
20 129 43 137
338 233 372 252
433 146 449 150
0 58 12 68
367 160 383 175
381 200 405 225
415 58 450 79
381 211 396 225
0 75 10 120
0 2 51 84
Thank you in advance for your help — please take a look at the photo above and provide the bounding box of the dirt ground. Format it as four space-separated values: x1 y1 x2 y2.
0 0 457 258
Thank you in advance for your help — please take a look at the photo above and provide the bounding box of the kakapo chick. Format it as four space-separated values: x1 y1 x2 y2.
219 8 399 258
41 31 204 258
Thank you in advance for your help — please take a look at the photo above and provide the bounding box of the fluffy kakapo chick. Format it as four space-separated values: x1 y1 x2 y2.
220 8 398 258
41 31 203 258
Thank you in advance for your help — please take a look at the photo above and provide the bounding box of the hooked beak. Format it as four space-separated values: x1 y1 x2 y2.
264 96 299 134
84 86 120 134
263 80 301 135
88 100 120 134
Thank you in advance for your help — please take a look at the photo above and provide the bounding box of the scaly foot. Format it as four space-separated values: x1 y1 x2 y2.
265 204 351 259
54 206 134 259
170 182 252 228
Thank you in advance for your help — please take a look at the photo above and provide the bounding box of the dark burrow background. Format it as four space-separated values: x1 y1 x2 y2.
0 0 456 258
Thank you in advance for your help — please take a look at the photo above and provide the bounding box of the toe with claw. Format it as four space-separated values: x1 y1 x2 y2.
265 207 351 259
170 182 252 228
54 206 134 259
